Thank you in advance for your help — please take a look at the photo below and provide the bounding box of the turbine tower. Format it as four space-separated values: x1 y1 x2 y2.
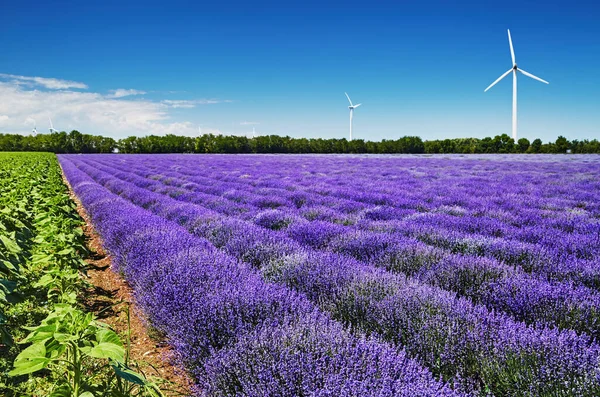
484 29 549 141
48 117 59 133
345 92 361 141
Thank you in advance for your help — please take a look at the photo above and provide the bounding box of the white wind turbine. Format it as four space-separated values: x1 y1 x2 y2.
48 117 59 133
484 29 549 141
345 92 361 141
32 120 37 136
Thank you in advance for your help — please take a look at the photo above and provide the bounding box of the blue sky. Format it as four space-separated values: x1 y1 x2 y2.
1 0 599 142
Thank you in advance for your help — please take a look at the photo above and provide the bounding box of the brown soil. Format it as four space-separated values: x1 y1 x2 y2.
60 167 194 396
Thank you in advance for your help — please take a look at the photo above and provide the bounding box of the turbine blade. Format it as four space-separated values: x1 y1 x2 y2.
484 68 513 92
48 117 53 129
353 103 362 108
508 29 516 65
517 68 549 84
345 92 353 106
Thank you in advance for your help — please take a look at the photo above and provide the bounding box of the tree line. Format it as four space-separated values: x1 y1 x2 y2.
1 130 599 154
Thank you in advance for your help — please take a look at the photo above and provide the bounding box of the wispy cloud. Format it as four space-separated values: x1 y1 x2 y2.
0 84 225 138
0 73 233 138
161 99 229 108
240 121 260 125
0 73 88 90
108 88 146 98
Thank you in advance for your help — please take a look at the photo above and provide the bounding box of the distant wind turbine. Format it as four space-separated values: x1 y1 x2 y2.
484 29 549 141
32 125 37 136
252 126 256 138
48 117 59 133
345 92 361 141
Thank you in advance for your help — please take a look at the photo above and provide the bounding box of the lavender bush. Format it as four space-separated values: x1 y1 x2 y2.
60 154 600 396
59 157 460 396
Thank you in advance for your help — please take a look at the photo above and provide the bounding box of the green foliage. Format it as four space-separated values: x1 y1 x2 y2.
2 130 599 154
9 305 162 397
0 131 116 153
120 133 425 154
517 138 530 153
529 138 543 153
0 153 167 397
555 135 570 153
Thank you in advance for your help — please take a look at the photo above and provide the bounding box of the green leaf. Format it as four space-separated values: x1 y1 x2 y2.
9 342 51 376
31 253 54 265
87 342 125 361
0 279 16 290
97 328 122 345
78 392 95 397
49 384 72 397
22 324 58 343
33 273 55 288
0 279 20 304
87 329 125 361
111 361 147 385
0 235 21 254
52 332 77 343
0 259 18 273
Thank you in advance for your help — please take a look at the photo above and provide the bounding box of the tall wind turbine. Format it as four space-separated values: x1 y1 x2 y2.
48 117 59 133
484 29 549 141
345 92 361 141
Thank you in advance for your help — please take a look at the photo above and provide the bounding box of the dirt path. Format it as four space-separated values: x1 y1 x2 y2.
61 166 194 396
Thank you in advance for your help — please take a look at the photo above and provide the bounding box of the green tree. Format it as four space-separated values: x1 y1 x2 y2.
517 138 530 153
555 135 570 153
529 138 542 153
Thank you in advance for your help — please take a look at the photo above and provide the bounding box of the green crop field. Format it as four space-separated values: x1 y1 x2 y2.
0 153 163 396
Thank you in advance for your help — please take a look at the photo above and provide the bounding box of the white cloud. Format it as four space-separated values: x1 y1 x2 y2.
161 99 228 108
161 100 197 109
240 121 260 125
0 73 88 90
0 80 228 138
108 88 147 98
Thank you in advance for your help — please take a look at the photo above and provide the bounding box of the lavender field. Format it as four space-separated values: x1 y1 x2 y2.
59 154 600 396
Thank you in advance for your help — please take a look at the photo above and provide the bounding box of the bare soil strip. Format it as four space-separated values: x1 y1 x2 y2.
61 167 193 396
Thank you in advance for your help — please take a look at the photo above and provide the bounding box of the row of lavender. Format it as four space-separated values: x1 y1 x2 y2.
59 157 460 396
62 154 600 396
76 155 600 339
86 155 599 269
87 155 600 269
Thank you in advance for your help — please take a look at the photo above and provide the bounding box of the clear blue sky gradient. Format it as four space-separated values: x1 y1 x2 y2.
1 0 599 141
